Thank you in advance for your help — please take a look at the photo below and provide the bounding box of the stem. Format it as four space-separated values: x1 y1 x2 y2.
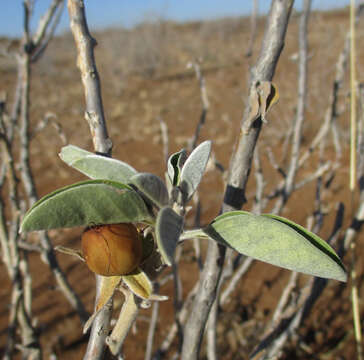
179 228 208 241
181 2 294 359
68 0 111 156
67 1 113 358
106 292 139 356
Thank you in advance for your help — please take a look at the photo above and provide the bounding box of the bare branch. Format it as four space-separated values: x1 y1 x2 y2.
272 0 311 214
32 0 64 49
31 112 67 144
145 295 160 360
220 257 254 306
159 116 169 164
68 0 112 156
245 0 259 57
187 60 210 150
67 1 115 358
31 1 65 62
181 2 294 359
106 292 139 356
16 4 89 325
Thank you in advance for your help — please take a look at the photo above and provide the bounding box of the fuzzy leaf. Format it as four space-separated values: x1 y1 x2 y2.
130 173 169 208
122 267 153 299
155 207 184 266
60 145 137 183
204 211 346 282
59 144 92 163
95 276 121 312
180 140 211 201
167 149 187 186
84 275 122 334
21 180 151 232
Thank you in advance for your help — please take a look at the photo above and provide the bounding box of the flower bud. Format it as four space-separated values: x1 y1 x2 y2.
81 223 142 276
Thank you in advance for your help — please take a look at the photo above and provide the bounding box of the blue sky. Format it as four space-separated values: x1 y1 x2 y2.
0 0 350 38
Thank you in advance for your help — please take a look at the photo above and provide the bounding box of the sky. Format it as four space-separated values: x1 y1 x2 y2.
0 0 351 38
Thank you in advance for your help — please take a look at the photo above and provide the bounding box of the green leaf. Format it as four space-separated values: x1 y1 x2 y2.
129 173 169 208
180 140 211 202
59 144 92 163
21 180 151 232
59 145 137 182
167 149 187 186
155 207 184 266
262 213 344 269
204 211 346 282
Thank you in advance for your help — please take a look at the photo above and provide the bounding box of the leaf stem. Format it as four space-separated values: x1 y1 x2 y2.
179 229 208 241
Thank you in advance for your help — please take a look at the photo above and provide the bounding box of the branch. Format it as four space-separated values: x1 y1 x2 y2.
67 1 114 358
68 0 112 156
187 60 210 150
17 1 89 326
245 0 259 57
272 0 311 214
31 1 65 62
32 0 64 49
181 2 294 359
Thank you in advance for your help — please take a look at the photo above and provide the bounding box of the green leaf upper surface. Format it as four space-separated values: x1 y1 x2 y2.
155 207 184 266
204 211 346 282
59 144 92 163
59 145 137 183
129 173 169 208
20 180 151 232
262 213 344 269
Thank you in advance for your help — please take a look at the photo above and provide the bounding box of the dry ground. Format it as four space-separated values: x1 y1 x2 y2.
0 7 363 359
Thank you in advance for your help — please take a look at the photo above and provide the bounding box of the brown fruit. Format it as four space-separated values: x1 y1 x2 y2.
81 223 142 276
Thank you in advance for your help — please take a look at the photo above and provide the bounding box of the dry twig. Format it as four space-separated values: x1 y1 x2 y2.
67 0 113 358
181 2 294 359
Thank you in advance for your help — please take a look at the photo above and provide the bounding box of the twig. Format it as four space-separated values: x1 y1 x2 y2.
16 0 89 328
252 147 265 214
245 0 259 57
192 196 203 270
220 257 254 306
171 247 184 355
32 0 63 49
272 0 311 214
293 161 332 191
145 295 160 360
206 299 218 360
68 0 112 156
271 271 299 326
350 0 358 192
153 282 199 358
107 291 139 356
181 2 294 359
253 201 345 359
187 60 210 150
299 2 364 168
31 1 65 62
349 2 363 358
159 116 169 164
1 107 40 359
67 0 114 358
31 112 67 144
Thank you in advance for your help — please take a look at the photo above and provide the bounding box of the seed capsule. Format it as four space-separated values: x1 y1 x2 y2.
81 223 142 276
